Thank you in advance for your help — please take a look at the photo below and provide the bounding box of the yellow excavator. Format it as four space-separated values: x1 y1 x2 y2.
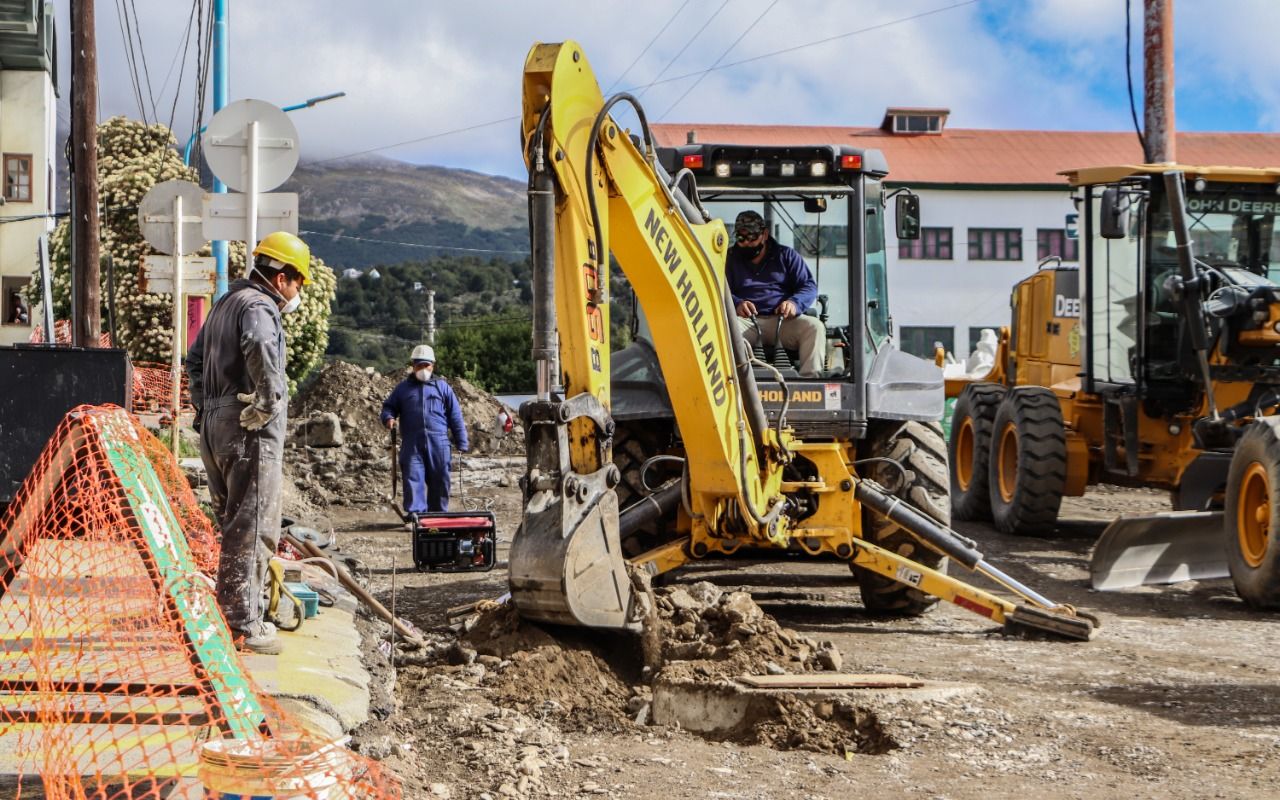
509 40 1095 640
947 164 1280 606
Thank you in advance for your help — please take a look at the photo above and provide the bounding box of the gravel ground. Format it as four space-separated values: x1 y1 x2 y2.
330 477 1280 800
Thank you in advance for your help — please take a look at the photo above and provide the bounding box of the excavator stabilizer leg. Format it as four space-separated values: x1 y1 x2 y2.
1089 510 1228 590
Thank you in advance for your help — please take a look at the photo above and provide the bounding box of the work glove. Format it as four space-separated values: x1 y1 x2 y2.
236 392 276 431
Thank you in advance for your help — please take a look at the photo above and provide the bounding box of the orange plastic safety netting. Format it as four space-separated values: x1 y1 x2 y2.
0 405 401 798
27 320 113 348
129 362 194 417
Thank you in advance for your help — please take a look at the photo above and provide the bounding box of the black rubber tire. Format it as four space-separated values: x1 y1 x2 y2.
949 383 1007 521
851 420 950 616
987 387 1067 535
1223 419 1280 609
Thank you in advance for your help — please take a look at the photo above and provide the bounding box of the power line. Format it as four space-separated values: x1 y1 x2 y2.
657 0 778 121
1124 0 1147 159
603 0 692 94
308 0 977 166
298 229 529 256
635 0 729 99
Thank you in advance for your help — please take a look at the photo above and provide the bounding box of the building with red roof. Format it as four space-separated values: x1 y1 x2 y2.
653 111 1280 358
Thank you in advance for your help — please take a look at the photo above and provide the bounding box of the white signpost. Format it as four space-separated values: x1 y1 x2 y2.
202 99 300 255
139 179 208 455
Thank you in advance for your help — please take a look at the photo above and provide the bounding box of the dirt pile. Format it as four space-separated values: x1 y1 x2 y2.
281 359 525 512
419 583 886 757
647 581 843 682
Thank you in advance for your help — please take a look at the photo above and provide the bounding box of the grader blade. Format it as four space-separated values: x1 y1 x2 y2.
1089 510 1228 590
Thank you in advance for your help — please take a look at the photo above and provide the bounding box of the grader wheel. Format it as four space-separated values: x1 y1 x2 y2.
949 383 1007 521
1224 419 1280 608
988 387 1067 536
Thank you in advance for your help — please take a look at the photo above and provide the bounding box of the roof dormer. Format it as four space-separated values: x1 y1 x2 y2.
881 107 950 135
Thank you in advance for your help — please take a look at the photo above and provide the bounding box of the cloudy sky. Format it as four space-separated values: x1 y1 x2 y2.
56 0 1279 179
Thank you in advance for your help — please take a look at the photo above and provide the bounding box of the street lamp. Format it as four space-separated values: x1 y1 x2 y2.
181 91 346 166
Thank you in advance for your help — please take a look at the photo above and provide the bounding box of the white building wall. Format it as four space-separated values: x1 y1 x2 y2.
886 186 1079 358
0 69 56 346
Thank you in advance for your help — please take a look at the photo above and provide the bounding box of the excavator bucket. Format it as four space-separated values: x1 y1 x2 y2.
508 487 636 629
1089 510 1228 590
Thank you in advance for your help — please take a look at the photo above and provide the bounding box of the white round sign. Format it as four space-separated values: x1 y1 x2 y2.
138 179 206 256
202 99 300 192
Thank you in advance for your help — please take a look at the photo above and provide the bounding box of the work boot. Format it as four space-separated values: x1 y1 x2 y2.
232 621 283 655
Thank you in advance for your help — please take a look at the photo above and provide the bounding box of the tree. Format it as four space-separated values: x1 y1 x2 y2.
31 117 335 390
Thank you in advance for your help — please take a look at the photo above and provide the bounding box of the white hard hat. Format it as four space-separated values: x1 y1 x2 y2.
411 344 435 364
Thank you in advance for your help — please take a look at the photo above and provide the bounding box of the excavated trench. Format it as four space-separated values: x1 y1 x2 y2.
428 582 972 756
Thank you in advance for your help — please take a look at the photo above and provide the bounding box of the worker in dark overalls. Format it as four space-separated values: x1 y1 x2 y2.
381 344 470 515
187 231 310 656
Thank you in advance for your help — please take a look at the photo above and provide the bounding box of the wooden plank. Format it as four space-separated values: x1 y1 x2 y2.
737 673 924 690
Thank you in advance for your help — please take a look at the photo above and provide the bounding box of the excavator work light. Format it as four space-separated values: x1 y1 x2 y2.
779 160 797 177
714 161 732 178
809 160 828 177
840 154 863 170
749 161 766 177
683 154 704 169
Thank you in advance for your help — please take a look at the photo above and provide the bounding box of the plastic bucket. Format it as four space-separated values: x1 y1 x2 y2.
198 738 351 799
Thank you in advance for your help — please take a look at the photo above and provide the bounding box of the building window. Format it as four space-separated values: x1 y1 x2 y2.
795 224 849 258
1037 228 1079 262
3 277 31 326
893 115 941 133
4 154 32 203
968 228 1022 261
899 227 953 260
899 325 954 359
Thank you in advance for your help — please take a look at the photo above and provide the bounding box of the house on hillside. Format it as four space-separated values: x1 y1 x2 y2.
655 110 1280 359
0 0 55 346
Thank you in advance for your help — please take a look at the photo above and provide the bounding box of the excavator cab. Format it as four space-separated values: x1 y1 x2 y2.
650 143 944 440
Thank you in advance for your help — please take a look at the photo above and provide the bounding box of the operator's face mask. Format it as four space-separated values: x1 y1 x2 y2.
733 232 765 259
414 364 434 382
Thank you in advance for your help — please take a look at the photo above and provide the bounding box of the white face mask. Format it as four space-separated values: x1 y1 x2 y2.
281 293 302 314
415 366 433 382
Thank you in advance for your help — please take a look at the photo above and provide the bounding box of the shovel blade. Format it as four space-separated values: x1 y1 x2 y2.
1089 510 1228 590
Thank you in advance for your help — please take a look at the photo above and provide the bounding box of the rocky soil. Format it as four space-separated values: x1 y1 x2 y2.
325 481 1280 800
273 368 1280 799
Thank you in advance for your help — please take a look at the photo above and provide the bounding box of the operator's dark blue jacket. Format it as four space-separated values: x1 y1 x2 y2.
725 240 818 315
381 375 470 513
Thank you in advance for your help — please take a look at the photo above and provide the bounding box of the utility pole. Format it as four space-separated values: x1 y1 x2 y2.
71 0 101 347
1142 0 1175 163
426 290 436 345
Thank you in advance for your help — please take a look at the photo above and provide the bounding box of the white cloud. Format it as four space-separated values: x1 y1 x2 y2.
57 0 1276 180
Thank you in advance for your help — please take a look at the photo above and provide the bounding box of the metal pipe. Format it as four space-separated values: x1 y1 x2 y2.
171 194 185 456
528 133 557 400
246 119 259 253
212 0 229 298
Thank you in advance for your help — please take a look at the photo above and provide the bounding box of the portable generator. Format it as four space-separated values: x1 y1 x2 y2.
411 511 497 572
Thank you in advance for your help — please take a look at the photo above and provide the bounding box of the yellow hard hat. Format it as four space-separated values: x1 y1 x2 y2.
253 231 312 285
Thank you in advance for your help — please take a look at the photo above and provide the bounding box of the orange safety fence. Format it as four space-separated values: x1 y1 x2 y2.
130 362 195 417
0 405 401 798
27 323 195 416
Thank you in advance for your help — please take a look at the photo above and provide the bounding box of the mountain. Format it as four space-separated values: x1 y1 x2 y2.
282 155 529 269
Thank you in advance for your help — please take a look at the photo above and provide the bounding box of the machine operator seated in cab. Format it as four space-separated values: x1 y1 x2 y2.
726 210 825 378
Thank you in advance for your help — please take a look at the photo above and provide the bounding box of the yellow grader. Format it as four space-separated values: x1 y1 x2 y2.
947 164 1280 607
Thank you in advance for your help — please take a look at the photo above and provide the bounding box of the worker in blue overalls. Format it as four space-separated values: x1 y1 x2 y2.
381 344 470 515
